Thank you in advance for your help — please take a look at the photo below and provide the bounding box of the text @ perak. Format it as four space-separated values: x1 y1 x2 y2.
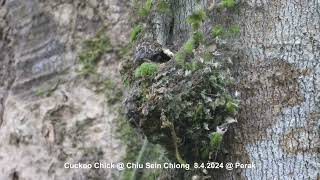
64 162 255 171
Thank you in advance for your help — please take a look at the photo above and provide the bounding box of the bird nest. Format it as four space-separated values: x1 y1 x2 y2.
122 56 239 163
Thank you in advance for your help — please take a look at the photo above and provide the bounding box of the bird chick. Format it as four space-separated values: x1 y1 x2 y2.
134 41 172 65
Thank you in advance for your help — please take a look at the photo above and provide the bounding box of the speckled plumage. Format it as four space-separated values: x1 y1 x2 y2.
134 41 171 64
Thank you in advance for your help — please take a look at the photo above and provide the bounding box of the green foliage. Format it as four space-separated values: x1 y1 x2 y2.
139 0 153 17
130 25 143 42
225 95 239 114
193 31 204 45
200 147 209 159
156 0 170 13
185 61 203 72
211 25 224 38
175 38 194 66
210 132 223 150
202 51 214 62
117 45 131 59
135 62 159 78
228 25 240 35
175 51 187 65
175 31 205 66
175 31 204 66
123 0 241 167
192 103 204 121
226 101 236 114
221 0 236 8
182 39 194 54
122 79 130 88
187 8 206 31
211 25 240 38
78 33 110 76
124 56 239 163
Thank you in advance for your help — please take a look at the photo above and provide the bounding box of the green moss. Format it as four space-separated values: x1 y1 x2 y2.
122 0 241 169
117 45 131 59
139 0 153 17
211 25 224 38
228 25 240 35
122 79 130 88
156 0 170 13
135 62 159 78
175 51 187 65
226 101 236 114
210 132 223 150
184 59 203 72
78 33 111 76
35 88 48 97
192 103 204 121
187 8 206 31
175 37 195 66
130 25 143 42
175 31 205 67
225 95 239 114
221 0 236 8
124 55 240 162
35 80 61 97
193 31 204 45
183 39 194 54
202 51 214 62
103 79 114 89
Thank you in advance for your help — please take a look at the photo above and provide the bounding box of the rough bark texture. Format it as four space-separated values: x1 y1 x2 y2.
0 0 131 179
153 0 320 179
0 0 319 179
215 0 320 179
241 0 319 179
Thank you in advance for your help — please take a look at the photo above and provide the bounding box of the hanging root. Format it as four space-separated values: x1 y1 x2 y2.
161 112 187 165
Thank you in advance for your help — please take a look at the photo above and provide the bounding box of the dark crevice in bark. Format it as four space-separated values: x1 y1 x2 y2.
1 0 5 6
11 171 19 180
0 98 4 127
167 16 175 48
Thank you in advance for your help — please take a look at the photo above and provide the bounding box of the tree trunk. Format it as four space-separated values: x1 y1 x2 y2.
154 0 320 179
212 1 320 179
0 0 319 179
0 0 131 179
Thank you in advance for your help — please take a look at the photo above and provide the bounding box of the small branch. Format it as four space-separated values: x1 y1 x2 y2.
169 122 187 165
161 112 187 165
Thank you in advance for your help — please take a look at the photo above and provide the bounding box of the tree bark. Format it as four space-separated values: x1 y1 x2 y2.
213 0 319 179
238 0 319 179
0 0 319 179
0 0 131 179
156 0 319 179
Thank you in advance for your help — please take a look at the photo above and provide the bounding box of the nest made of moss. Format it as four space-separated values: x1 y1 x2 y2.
123 55 239 163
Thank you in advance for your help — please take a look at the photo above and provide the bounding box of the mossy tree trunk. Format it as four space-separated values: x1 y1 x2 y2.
153 0 319 179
